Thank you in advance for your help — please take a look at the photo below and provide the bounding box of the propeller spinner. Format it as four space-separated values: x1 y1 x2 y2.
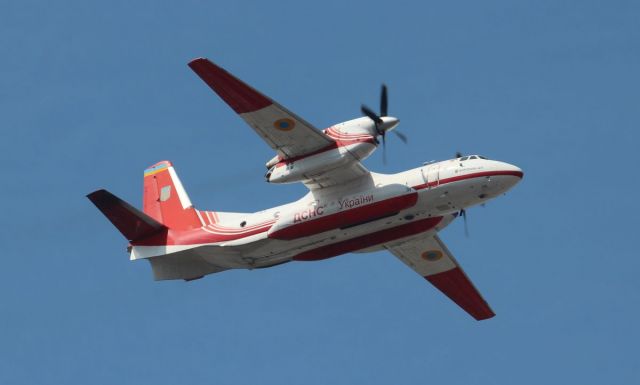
360 84 406 163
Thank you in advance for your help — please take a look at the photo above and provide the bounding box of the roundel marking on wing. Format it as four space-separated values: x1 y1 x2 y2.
274 118 296 131
421 250 443 262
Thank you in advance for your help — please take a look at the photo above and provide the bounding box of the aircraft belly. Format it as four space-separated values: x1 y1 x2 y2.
242 213 445 265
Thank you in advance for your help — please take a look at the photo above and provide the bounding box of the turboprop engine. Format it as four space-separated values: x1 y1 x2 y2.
265 145 362 184
265 84 404 184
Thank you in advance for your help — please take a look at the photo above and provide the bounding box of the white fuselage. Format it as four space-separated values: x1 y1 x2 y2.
131 156 522 270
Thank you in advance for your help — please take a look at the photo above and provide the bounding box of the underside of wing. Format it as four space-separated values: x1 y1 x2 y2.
302 159 371 190
188 58 333 159
386 234 495 320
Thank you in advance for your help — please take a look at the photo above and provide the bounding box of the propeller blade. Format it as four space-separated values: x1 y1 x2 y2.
455 151 463 158
361 104 383 124
460 209 469 238
382 133 387 165
394 130 408 144
380 84 388 116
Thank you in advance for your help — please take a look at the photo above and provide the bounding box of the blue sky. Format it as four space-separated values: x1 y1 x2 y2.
1 0 639 384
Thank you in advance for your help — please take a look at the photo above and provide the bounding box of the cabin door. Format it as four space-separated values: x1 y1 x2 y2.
424 164 440 187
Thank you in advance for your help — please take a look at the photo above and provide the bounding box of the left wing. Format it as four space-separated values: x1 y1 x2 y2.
188 57 371 190
301 158 371 190
385 234 495 320
188 58 333 160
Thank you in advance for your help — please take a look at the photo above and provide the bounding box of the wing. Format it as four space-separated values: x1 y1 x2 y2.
188 57 371 190
385 234 495 320
188 58 333 159
301 158 371 190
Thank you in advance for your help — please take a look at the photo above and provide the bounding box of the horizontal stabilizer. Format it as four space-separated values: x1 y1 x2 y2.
87 189 167 241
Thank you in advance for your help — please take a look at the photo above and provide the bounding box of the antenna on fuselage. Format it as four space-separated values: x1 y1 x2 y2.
459 209 470 238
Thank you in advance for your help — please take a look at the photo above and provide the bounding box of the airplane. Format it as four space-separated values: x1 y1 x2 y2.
88 57 523 321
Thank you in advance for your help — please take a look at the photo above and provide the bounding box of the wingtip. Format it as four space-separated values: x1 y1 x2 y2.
188 57 209 68
187 56 272 114
86 189 108 200
475 311 496 321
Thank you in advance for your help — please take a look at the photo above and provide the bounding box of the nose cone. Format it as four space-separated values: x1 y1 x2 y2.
493 161 523 191
502 162 524 179
380 116 400 132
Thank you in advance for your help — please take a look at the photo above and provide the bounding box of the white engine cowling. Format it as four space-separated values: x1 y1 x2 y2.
265 141 376 184
264 116 401 184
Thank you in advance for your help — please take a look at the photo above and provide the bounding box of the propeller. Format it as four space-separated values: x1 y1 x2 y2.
380 84 388 116
360 84 406 163
459 209 469 238
361 104 383 127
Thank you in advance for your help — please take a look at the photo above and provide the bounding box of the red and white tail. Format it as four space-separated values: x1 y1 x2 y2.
88 161 201 242
142 161 201 231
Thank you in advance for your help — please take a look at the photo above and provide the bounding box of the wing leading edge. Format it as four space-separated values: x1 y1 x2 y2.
188 57 372 190
386 234 495 320
188 58 333 159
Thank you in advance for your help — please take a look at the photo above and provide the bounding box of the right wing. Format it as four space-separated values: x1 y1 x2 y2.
188 58 333 159
386 234 495 320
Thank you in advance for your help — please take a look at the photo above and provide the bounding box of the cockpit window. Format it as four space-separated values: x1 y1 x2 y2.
478 155 487 159
470 155 478 159
460 156 469 161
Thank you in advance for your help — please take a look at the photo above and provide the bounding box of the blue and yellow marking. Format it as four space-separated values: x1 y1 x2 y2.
144 163 169 177
421 250 443 262
273 118 295 131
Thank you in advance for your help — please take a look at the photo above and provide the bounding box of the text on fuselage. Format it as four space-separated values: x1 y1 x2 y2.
293 206 324 223
338 194 374 210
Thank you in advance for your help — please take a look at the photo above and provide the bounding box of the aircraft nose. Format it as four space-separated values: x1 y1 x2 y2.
504 162 523 179
495 161 523 191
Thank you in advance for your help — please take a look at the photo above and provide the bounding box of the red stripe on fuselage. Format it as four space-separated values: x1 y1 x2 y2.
413 170 523 190
292 216 443 261
269 192 418 240
131 221 275 246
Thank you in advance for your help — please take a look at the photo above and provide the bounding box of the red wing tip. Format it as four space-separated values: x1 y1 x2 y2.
475 312 496 321
425 267 495 321
188 57 209 67
87 189 108 200
187 56 272 114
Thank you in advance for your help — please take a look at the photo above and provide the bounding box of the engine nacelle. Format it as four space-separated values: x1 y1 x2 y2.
264 116 400 184
265 141 376 184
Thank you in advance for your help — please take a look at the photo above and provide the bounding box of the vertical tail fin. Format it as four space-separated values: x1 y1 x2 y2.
143 161 202 230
